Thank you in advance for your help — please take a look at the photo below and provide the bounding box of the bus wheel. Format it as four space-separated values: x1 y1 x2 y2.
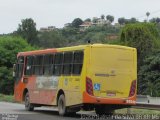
58 94 67 116
25 92 34 111
95 105 114 115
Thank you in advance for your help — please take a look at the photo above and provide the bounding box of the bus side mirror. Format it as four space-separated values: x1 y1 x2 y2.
13 64 16 77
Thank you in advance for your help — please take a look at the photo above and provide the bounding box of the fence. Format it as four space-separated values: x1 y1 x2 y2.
134 95 160 110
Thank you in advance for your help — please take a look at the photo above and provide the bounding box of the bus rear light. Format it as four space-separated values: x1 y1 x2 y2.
129 80 136 97
86 77 93 96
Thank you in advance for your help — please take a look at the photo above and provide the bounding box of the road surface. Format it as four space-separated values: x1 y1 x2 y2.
0 102 100 120
0 102 146 120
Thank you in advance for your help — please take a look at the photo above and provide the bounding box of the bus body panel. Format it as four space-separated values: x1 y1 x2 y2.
14 44 137 109
92 46 136 98
14 63 83 106
57 76 83 106
14 46 86 106
83 45 137 105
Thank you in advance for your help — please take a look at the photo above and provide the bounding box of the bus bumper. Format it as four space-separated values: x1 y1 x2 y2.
83 92 136 105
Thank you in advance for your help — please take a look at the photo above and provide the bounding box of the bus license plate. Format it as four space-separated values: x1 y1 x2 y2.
107 91 116 96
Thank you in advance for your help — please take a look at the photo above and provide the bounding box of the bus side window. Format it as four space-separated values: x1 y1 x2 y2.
53 53 63 76
44 54 54 75
62 52 73 75
34 55 44 75
72 51 84 75
25 56 33 75
16 56 24 82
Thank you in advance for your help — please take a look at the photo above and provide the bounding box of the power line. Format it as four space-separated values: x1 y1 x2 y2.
136 9 160 20
150 9 160 15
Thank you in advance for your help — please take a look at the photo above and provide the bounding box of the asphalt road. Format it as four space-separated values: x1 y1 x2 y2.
0 102 141 120
0 102 99 120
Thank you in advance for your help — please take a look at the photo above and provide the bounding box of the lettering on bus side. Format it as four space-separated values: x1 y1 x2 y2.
36 76 59 89
95 73 116 77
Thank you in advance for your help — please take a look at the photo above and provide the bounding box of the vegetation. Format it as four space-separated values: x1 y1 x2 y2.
16 18 38 45
118 17 138 25
106 15 114 23
37 31 67 48
150 17 160 24
146 12 150 22
71 18 83 28
0 36 36 94
116 108 160 114
1 15 160 98
36 25 121 48
120 23 160 96
0 94 14 102
120 23 159 66
138 50 160 96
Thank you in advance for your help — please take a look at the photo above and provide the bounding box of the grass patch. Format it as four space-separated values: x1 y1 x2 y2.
0 94 14 102
115 108 160 114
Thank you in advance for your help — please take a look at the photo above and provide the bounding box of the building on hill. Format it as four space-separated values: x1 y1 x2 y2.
39 26 56 32
48 26 56 31
92 17 110 26
79 17 111 31
94 18 110 26
79 22 92 31
64 23 72 28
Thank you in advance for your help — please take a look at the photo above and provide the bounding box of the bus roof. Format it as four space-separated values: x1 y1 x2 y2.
17 44 135 57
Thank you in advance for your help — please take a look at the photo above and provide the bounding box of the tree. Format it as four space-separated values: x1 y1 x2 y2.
106 15 114 23
101 14 105 20
120 23 159 65
149 18 157 23
71 18 83 28
37 31 67 48
84 18 91 22
156 17 160 23
0 36 36 94
17 18 38 45
150 17 160 24
92 17 98 23
144 20 147 23
124 18 138 24
138 50 160 96
130 18 137 23
146 12 150 22
118 17 126 25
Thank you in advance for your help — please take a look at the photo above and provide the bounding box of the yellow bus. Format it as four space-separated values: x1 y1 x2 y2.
14 44 137 116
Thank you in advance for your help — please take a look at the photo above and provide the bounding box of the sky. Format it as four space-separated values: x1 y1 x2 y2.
0 0 160 34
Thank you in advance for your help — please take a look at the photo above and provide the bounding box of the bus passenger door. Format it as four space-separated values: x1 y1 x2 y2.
14 56 25 102
24 56 40 103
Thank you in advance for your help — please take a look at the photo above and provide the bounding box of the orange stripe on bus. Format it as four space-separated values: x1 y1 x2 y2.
83 92 136 105
18 49 57 56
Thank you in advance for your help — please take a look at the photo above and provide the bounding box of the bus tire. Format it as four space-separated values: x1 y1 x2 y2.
25 92 34 111
58 94 67 116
